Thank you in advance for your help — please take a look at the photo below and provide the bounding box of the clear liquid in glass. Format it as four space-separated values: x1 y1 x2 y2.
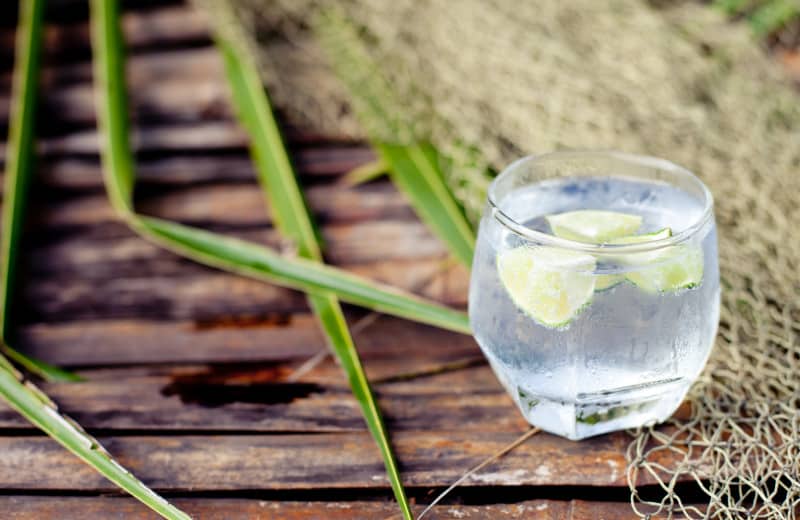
469 175 720 440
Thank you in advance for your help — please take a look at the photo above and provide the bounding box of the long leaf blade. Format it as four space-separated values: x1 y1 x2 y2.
89 0 135 216
379 143 476 267
0 0 80 382
137 215 470 335
85 0 202 517
307 293 412 517
315 9 476 267
1 347 81 382
210 21 412 518
0 364 189 520
214 36 321 259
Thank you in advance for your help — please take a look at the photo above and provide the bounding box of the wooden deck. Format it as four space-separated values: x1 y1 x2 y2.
0 2 695 518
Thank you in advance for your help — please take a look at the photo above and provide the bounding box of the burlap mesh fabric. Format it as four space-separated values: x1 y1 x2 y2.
210 0 800 517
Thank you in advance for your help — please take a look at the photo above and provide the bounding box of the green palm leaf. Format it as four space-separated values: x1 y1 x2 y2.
0 0 79 382
211 20 412 518
0 2 189 519
137 216 470 334
315 9 476 267
378 143 476 266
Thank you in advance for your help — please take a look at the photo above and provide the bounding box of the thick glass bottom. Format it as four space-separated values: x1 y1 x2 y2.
513 377 689 440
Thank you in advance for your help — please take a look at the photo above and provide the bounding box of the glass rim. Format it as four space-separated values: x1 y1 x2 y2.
487 150 715 254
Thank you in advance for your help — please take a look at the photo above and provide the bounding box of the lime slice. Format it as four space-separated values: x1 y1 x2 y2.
497 246 596 328
599 227 702 292
594 228 672 291
595 274 623 291
546 210 642 243
623 244 703 293
609 227 672 245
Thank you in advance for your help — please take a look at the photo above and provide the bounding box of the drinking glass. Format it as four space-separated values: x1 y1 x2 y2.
468 151 720 439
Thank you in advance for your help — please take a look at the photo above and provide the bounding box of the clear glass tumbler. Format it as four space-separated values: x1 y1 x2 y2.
468 151 720 440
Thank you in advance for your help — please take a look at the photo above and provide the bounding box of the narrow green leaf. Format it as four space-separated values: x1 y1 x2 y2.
214 36 322 259
1 346 81 382
0 366 190 520
85 0 204 517
89 0 135 217
307 293 412 518
0 0 80 382
137 216 470 335
314 9 476 267
379 143 476 267
211 21 412 517
339 159 387 186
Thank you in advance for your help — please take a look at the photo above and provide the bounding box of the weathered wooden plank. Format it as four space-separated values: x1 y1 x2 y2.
30 123 357 160
0 497 657 520
18 315 324 365
0 365 524 433
40 47 223 89
22 256 466 322
28 222 446 272
17 313 478 366
24 272 309 321
0 431 639 490
37 121 248 155
35 182 412 228
133 183 414 229
35 149 377 188
20 266 465 321
39 75 233 126
39 156 260 187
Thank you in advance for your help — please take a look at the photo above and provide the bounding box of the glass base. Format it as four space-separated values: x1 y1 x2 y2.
514 378 689 440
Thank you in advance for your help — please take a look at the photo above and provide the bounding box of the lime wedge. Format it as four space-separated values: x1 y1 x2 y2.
595 274 623 291
546 210 642 243
623 244 703 293
594 228 673 291
598 227 702 292
497 246 596 328
609 227 672 245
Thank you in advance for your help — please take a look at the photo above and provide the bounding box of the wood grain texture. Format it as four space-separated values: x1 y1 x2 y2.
40 75 233 126
0 431 640 490
35 149 378 188
18 316 325 365
40 47 222 89
34 182 414 228
22 259 466 322
27 222 444 269
37 121 248 155
1 497 660 520
0 365 524 433
5 54 227 126
17 314 479 366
